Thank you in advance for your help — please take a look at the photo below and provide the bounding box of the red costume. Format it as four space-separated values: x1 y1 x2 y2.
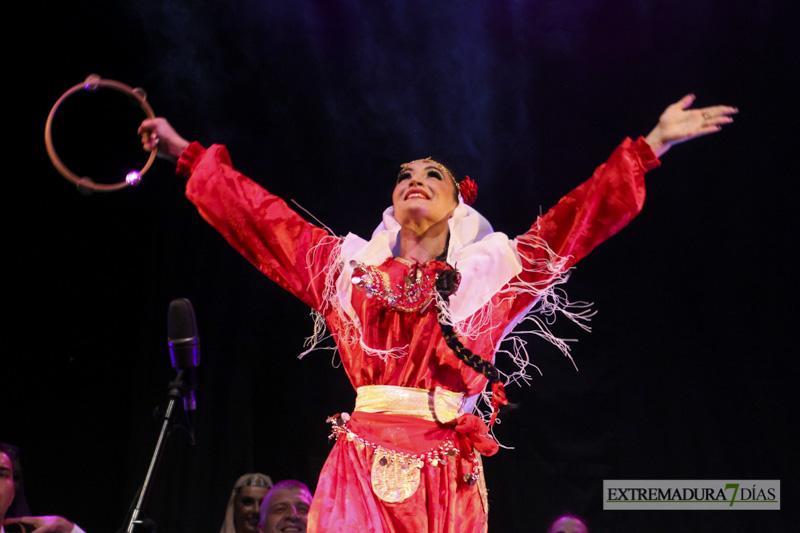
178 137 659 532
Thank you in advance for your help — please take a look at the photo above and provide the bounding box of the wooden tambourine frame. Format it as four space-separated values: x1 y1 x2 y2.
44 74 157 193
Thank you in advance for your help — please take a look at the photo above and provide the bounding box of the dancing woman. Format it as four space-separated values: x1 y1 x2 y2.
139 94 735 533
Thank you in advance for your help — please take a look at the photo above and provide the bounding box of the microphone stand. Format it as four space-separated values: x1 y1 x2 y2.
120 370 191 533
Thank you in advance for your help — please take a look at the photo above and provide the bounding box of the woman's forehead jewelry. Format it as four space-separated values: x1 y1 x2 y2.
400 158 459 190
399 158 478 205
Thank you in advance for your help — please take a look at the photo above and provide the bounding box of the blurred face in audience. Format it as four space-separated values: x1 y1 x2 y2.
258 486 312 533
0 452 15 521
547 515 589 533
235 485 270 533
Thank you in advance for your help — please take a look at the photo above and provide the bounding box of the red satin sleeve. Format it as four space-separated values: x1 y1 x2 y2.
181 143 337 312
504 136 659 318
535 136 657 265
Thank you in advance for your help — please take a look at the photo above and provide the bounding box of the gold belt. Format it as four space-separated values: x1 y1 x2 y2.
354 385 466 424
344 385 472 504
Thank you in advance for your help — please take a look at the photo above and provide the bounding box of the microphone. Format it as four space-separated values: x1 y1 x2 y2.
167 298 200 413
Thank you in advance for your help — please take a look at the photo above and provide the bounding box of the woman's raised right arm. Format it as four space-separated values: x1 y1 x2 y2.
139 118 338 312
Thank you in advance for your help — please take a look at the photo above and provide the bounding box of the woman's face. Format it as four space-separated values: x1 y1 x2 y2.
234 485 269 533
392 159 459 228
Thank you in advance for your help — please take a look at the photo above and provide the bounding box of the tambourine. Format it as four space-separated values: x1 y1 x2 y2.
44 74 157 193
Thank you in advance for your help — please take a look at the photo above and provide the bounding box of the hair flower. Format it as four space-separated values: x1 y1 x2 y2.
459 176 478 205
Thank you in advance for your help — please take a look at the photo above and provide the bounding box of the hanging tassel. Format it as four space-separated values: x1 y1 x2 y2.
489 381 509 427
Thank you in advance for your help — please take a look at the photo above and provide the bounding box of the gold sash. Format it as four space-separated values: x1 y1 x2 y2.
354 384 466 424
353 385 467 503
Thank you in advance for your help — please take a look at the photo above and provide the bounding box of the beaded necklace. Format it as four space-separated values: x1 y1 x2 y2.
350 255 508 425
349 258 447 313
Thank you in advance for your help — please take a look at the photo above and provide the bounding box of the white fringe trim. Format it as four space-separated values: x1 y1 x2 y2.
297 222 596 431
298 235 344 359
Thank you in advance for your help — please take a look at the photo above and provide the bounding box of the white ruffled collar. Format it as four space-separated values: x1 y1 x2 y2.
336 201 522 324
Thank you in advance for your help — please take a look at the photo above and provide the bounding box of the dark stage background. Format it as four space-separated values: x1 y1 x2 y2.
6 1 798 532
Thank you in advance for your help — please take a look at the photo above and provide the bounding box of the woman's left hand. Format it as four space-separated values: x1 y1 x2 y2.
645 94 738 158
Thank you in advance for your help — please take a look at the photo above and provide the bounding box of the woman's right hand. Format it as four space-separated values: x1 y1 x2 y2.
138 118 191 164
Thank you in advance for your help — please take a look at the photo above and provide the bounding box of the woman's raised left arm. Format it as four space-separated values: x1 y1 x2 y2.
644 94 737 158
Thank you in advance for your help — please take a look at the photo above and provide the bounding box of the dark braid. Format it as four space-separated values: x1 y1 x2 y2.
432 234 509 426
438 316 502 384
434 260 502 384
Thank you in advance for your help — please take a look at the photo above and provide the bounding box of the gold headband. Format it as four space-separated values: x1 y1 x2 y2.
236 475 271 489
399 158 460 191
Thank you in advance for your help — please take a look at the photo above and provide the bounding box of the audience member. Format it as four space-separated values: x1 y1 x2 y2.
0 444 30 519
546 513 590 533
257 480 312 533
220 473 273 533
0 443 86 533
